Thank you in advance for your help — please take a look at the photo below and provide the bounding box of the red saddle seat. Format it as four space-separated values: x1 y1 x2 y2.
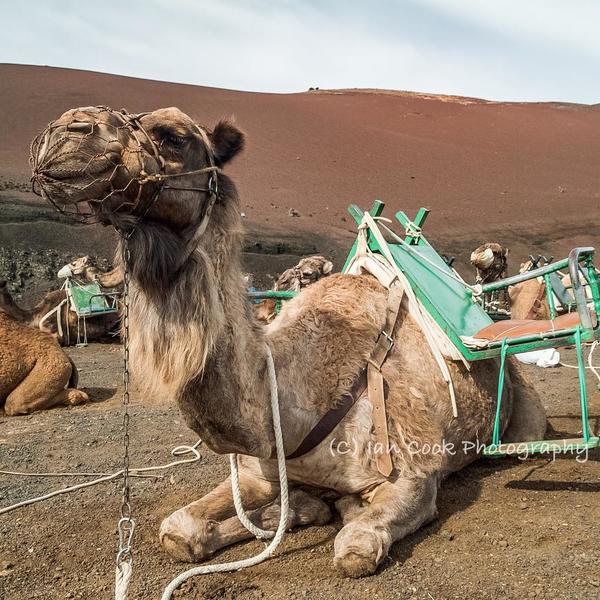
474 311 596 342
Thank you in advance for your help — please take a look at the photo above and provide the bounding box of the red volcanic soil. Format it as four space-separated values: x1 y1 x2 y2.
1 63 600 274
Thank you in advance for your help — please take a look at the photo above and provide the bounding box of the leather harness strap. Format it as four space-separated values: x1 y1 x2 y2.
366 284 404 476
525 281 548 320
286 284 405 478
286 370 367 459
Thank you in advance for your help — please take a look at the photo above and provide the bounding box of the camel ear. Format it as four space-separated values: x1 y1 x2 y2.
208 120 245 166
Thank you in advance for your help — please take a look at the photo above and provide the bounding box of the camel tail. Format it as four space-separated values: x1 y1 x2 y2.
68 356 79 388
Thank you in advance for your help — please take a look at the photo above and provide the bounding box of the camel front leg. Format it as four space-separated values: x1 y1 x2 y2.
197 489 331 555
334 475 438 578
159 459 280 562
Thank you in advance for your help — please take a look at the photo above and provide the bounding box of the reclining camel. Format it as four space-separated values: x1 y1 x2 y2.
68 256 124 289
0 312 89 415
32 106 546 577
0 277 120 346
253 256 333 324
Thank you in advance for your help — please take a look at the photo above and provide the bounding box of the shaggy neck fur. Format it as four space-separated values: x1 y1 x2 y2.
121 180 275 457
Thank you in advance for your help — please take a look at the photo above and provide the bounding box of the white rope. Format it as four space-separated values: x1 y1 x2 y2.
161 343 289 600
355 213 459 417
0 442 202 516
559 340 600 385
38 298 67 339
0 469 162 478
115 561 132 600
377 220 483 295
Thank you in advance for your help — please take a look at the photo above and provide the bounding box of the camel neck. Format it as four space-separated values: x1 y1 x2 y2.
126 219 275 457
0 289 34 324
179 271 276 457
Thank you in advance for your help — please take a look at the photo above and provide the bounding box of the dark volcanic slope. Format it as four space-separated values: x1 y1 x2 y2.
1 64 600 272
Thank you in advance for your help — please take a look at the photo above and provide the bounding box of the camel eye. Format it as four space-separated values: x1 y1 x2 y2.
164 133 185 147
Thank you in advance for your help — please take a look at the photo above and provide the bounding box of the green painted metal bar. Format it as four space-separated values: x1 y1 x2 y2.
492 338 509 446
586 258 600 318
397 207 430 245
370 199 385 217
575 326 591 441
483 327 581 348
569 248 596 331
343 202 385 271
543 273 557 320
247 290 297 300
481 257 571 293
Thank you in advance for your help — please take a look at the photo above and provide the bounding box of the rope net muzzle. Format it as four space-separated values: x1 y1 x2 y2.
30 105 219 227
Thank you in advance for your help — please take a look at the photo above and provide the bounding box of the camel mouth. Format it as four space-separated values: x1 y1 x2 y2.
30 106 157 224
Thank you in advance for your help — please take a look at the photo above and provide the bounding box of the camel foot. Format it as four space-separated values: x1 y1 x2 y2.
66 388 90 406
334 523 383 578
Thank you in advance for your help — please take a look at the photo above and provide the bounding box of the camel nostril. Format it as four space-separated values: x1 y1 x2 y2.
66 121 93 134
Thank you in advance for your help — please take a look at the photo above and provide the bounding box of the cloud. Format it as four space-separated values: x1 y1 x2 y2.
0 0 598 102
418 0 600 60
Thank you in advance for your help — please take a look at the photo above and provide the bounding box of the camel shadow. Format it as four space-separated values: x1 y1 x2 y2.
505 446 600 493
83 386 118 404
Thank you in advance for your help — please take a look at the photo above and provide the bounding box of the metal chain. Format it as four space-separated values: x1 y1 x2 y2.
116 236 135 567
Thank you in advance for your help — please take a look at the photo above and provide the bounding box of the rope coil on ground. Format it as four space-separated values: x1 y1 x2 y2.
0 442 202 516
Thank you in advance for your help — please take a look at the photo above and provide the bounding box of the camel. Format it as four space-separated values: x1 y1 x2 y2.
470 243 550 320
274 255 333 292
0 312 89 415
470 243 509 284
31 106 546 577
253 255 333 324
0 277 120 346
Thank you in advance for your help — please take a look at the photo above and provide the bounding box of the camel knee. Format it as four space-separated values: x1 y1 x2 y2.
335 494 365 524
3 398 26 416
159 508 219 562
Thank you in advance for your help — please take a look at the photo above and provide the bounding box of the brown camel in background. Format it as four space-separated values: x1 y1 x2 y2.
253 255 333 324
0 280 119 346
68 255 124 289
0 312 89 415
33 105 546 577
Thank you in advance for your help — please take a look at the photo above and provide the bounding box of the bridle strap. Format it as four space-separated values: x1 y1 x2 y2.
119 111 220 249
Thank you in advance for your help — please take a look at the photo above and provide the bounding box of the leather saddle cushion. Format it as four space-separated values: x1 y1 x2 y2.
474 311 596 341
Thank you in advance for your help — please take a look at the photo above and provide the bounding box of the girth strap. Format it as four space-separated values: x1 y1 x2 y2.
286 370 367 460
286 284 404 478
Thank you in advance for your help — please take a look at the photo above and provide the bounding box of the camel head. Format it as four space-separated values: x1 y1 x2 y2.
274 256 334 292
31 106 245 232
470 242 509 284
69 256 94 274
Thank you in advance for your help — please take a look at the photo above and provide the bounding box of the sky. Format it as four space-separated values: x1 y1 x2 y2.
1 0 599 103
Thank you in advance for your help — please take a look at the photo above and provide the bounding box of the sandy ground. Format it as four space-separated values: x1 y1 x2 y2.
1 343 599 600
1 63 600 600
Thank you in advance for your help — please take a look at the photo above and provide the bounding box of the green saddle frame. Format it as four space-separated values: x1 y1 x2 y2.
342 200 600 457
66 281 119 317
